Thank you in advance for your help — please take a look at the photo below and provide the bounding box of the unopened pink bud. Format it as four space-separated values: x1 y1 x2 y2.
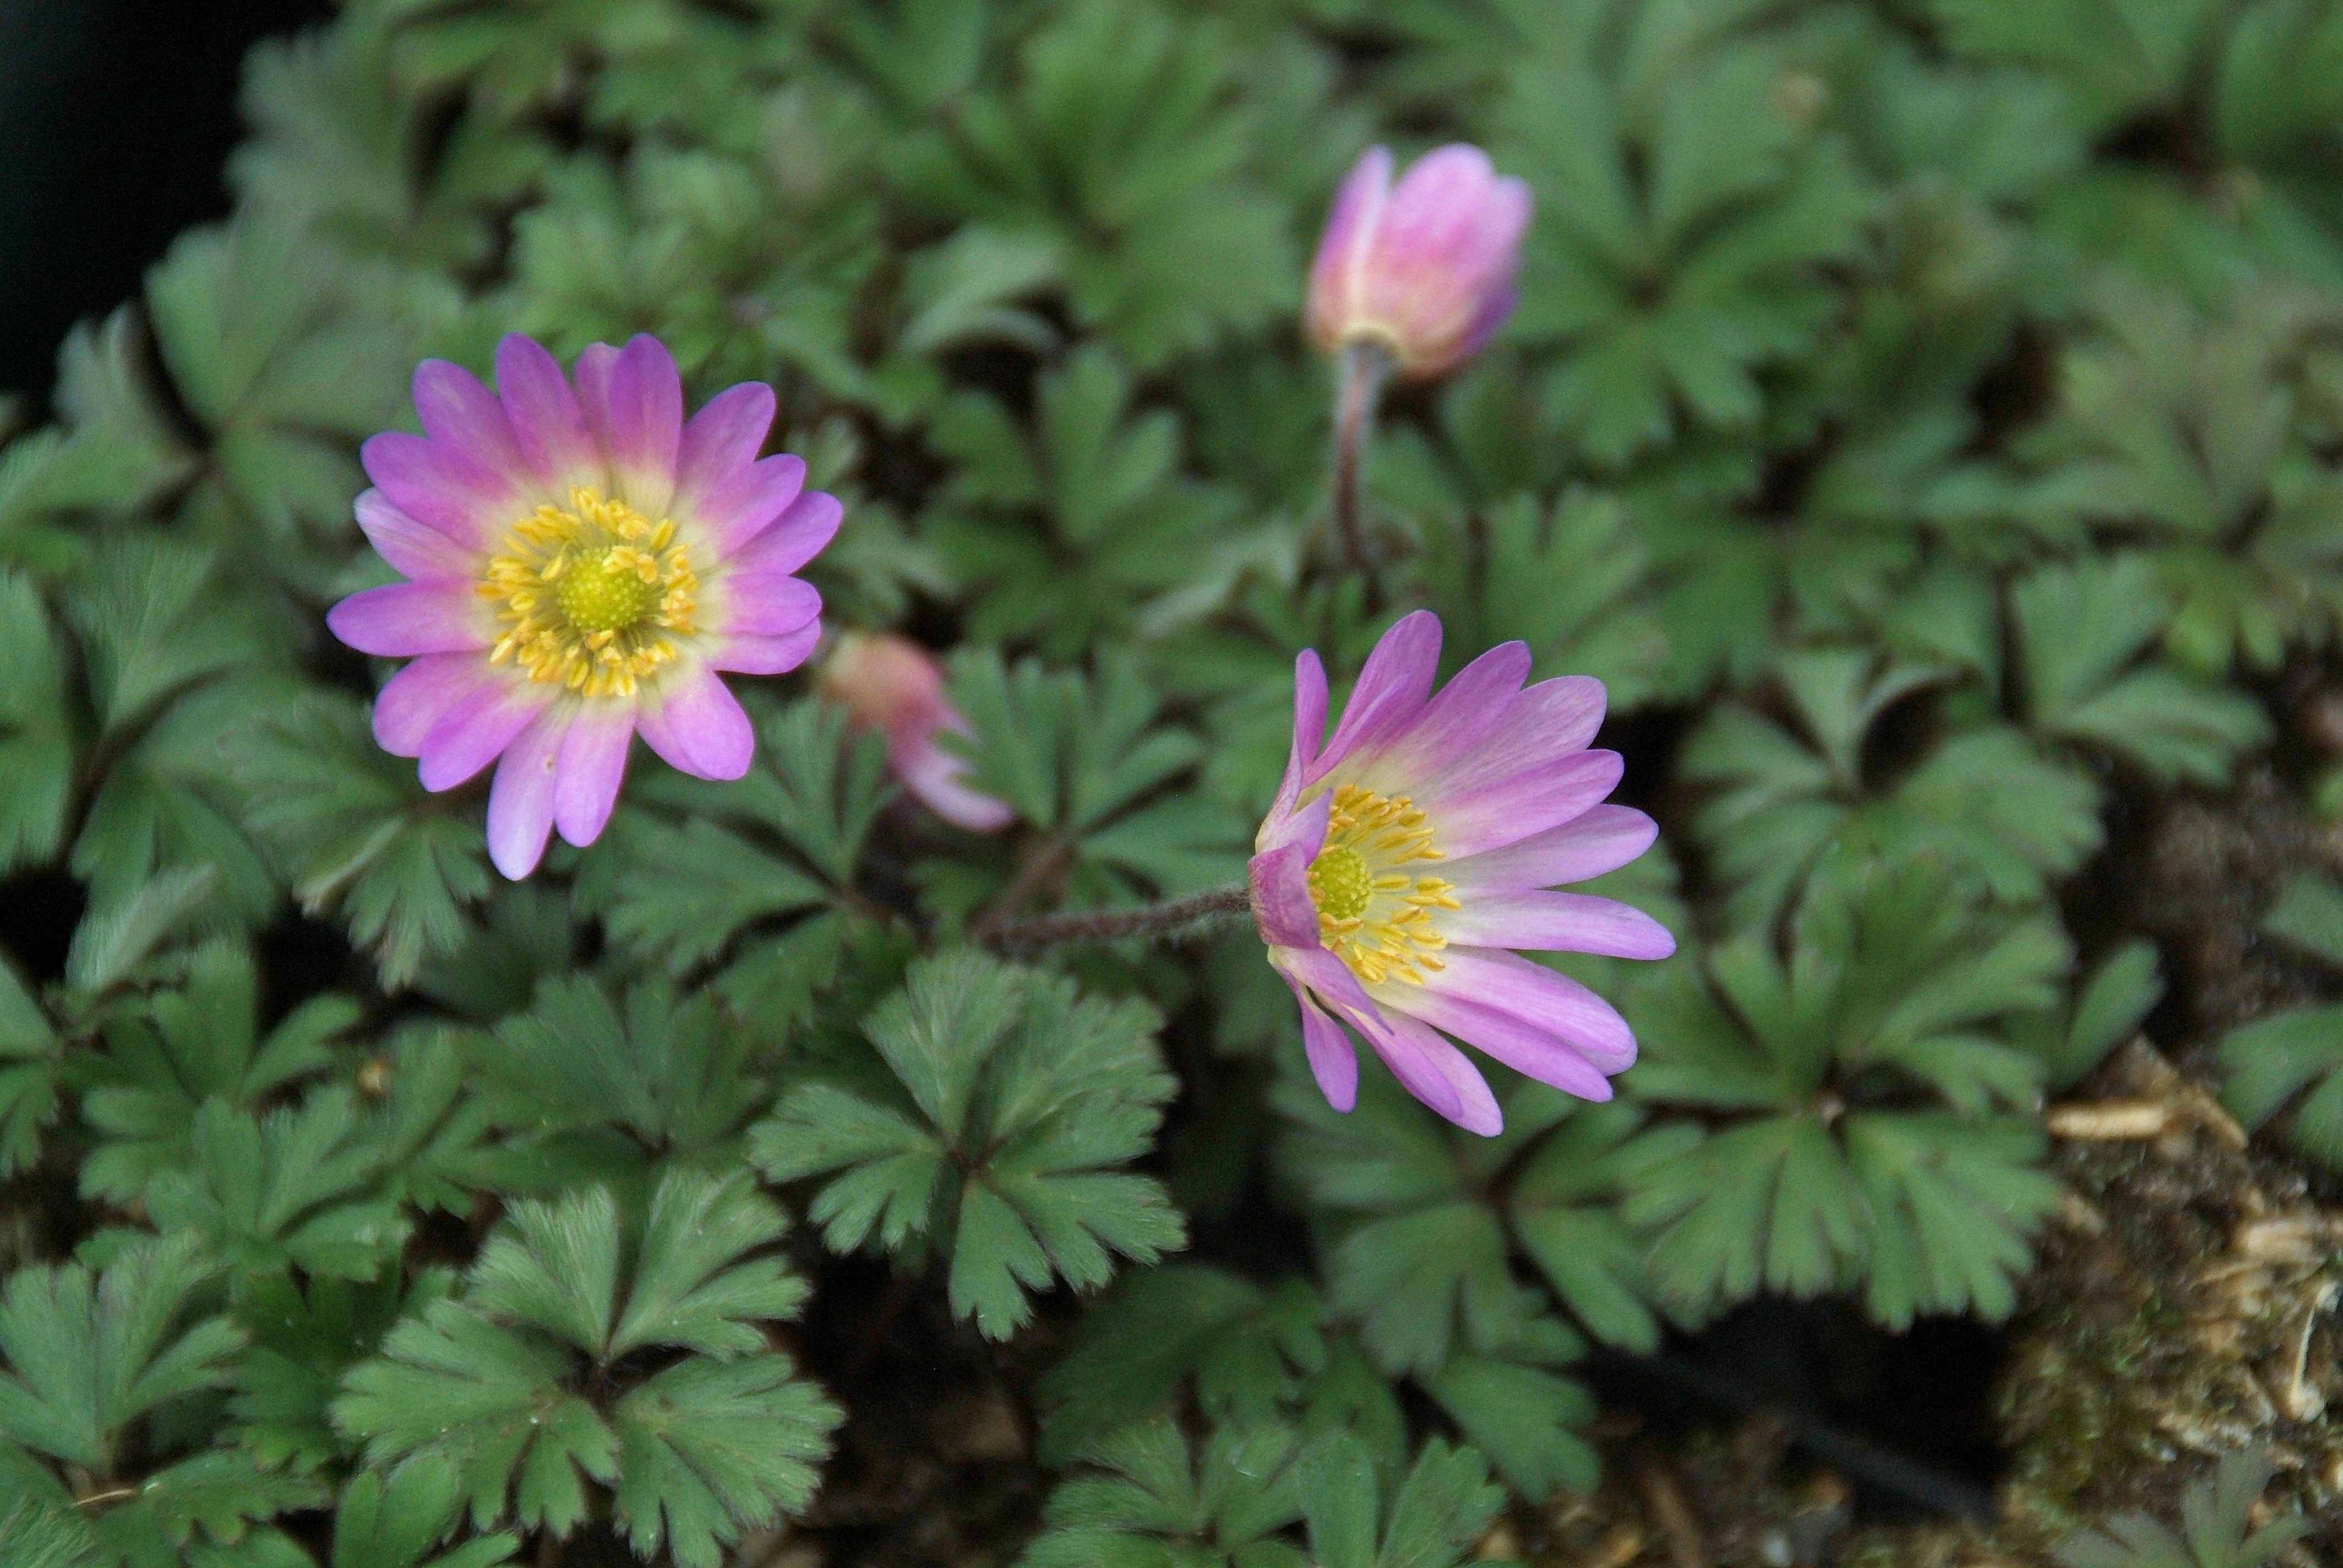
820 633 1014 833
1305 144 1532 382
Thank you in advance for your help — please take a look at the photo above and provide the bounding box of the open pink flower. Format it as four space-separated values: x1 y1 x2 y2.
1305 144 1532 382
820 631 1013 833
1249 611 1672 1135
328 333 839 879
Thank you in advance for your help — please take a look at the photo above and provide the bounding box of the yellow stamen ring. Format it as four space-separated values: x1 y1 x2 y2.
478 487 698 699
1304 783 1459 986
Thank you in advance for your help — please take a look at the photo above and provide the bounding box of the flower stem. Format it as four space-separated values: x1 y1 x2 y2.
1329 338 1393 578
982 883 1253 954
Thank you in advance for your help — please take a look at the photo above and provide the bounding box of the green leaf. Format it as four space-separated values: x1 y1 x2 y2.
1845 1112 2060 1329
0 946 62 1178
1036 1267 1327 1466
608 1171 808 1362
64 867 221 1001
0 571 74 876
1508 1104 1695 1353
333 1300 615 1537
0 1232 242 1474
1927 0 2227 134
329 1455 519 1568
222 690 492 989
80 940 355 1204
2009 940 2166 1090
231 1272 453 1471
2219 1001 2343 1167
1301 1434 1504 1568
471 974 763 1157
1626 853 2066 1320
2260 869 2343 967
143 1090 408 1282
898 225 1065 357
751 950 1185 1337
145 214 424 545
1412 491 1667 711
1018 1416 1308 1568
336 1171 827 1548
2013 555 2270 785
0 1491 101 1568
2055 1449 2309 1568
609 1355 842 1568
86 1449 325 1566
1420 1349 1598 1501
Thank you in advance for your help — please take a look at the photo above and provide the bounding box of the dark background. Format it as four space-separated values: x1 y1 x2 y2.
0 0 333 412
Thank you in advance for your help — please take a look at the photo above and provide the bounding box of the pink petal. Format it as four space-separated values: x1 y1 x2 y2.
1305 609 1442 787
720 573 821 639
1260 650 1331 850
673 382 776 517
1425 748 1625 859
579 335 682 518
1305 145 1392 353
1415 675 1605 801
1369 1008 1505 1135
1408 947 1636 1074
1436 890 1676 960
373 653 502 757
487 705 568 880
708 622 824 677
1349 640 1530 794
496 334 603 498
1445 805 1659 892
637 665 754 781
895 733 1015 832
1279 943 1496 1129
705 464 819 563
1383 146 1503 269
1257 782 1333 862
418 678 554 792
355 491 476 582
1380 969 1619 1102
1292 648 1330 775
1248 841 1321 949
1283 971 1360 1114
554 706 635 848
360 431 526 552
327 582 492 658
412 360 527 481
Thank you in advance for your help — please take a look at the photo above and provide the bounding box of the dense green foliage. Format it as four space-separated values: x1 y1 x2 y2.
4 0 2342 1562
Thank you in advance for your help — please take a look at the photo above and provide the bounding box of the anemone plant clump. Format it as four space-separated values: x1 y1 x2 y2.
6 0 2343 1565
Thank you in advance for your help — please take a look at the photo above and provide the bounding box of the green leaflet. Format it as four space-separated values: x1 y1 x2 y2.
331 1169 837 1562
2220 870 2343 1168
751 950 1185 1337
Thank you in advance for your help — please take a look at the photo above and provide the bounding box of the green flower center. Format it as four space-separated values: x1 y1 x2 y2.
1306 845 1374 923
556 550 663 635
1302 785 1460 987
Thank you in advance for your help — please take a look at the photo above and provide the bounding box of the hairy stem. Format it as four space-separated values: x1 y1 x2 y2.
1328 338 1394 578
982 883 1254 954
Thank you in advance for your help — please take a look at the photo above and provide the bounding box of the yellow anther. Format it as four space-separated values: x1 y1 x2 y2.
477 487 696 700
1303 785 1462 986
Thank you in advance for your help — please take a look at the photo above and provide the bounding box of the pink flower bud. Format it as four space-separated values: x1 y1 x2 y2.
820 633 1014 833
1305 144 1533 382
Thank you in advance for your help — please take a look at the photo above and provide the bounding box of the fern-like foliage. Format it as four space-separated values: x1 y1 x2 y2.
2221 870 2343 1168
1624 851 2069 1326
752 950 1185 1337
2055 1451 2309 1568
333 1170 837 1568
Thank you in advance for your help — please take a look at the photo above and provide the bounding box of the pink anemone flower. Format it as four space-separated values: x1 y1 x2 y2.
327 333 839 879
819 632 1014 833
1305 144 1533 382
1248 611 1674 1135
